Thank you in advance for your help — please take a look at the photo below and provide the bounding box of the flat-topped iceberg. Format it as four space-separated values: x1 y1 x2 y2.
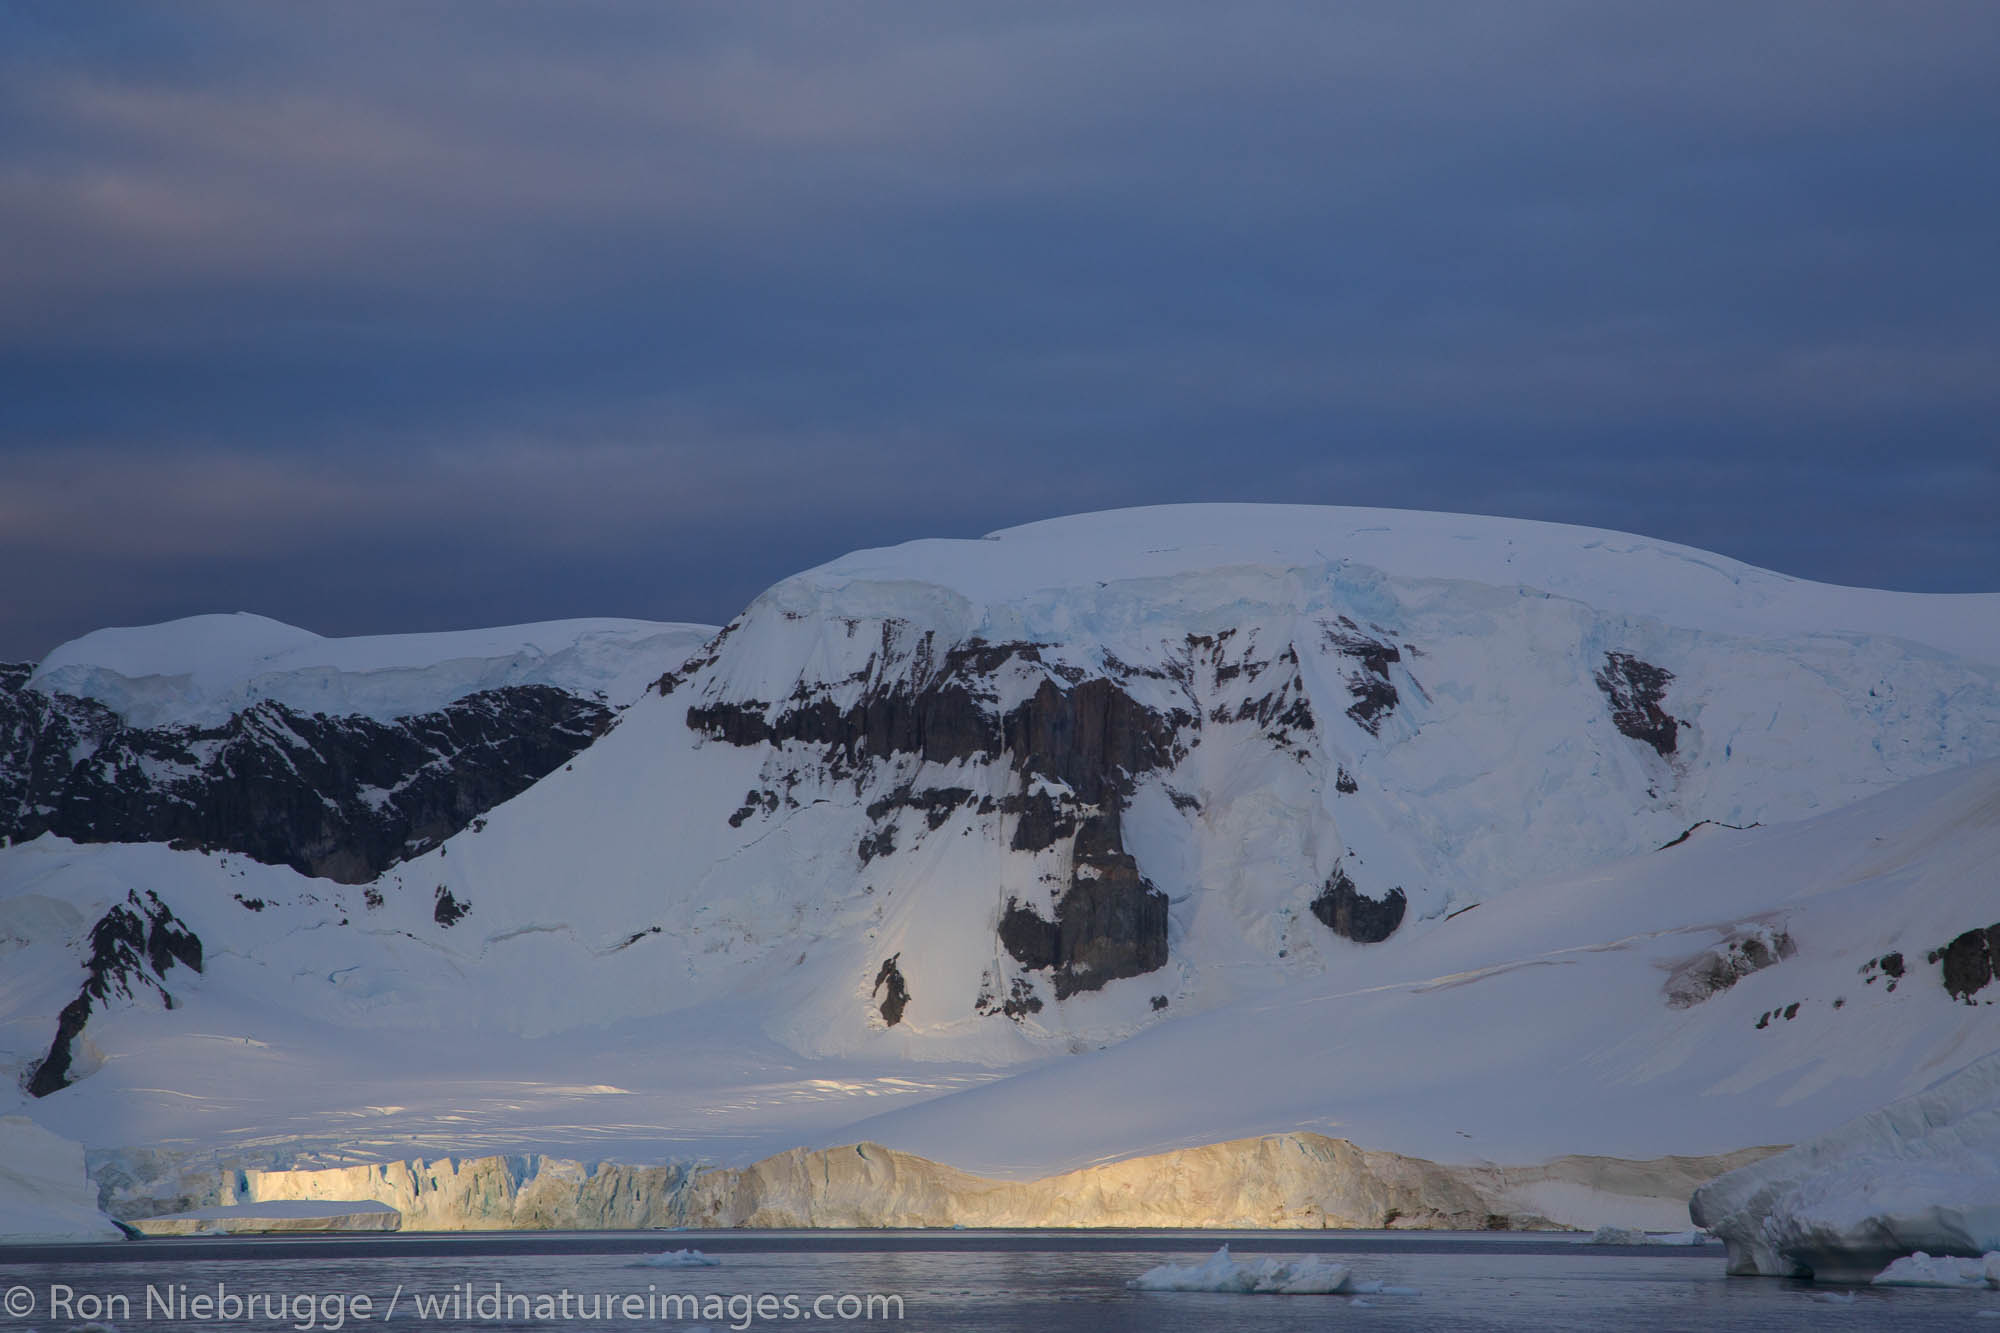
1691 1052 2000 1282
128 1200 401 1236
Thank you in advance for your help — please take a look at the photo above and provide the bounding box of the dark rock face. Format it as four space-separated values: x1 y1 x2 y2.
689 642 1186 806
28 890 202 1097
1860 952 1906 992
1595 652 1679 758
975 973 1044 1020
999 813 1172 999
433 886 470 927
0 671 614 883
1323 621 1403 735
873 954 910 1027
1931 925 2000 1003
868 785 976 832
1000 788 1077 853
998 898 1060 971
1310 864 1407 943
694 635 1186 1002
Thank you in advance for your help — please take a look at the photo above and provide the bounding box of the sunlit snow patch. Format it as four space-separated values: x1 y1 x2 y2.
1871 1252 2000 1288
1128 1246 1417 1296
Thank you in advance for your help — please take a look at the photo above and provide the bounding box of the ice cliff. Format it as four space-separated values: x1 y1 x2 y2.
99 1133 1767 1234
1692 1051 2000 1282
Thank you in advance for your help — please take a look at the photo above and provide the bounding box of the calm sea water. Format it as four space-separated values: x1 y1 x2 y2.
4 1231 1994 1332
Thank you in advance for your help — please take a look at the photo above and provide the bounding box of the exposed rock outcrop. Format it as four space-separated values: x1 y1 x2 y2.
0 670 615 883
1932 924 2000 1004
1665 926 1796 1008
873 955 910 1027
997 812 1170 998
692 635 1184 999
28 890 202 1097
1595 651 1680 758
1309 864 1407 944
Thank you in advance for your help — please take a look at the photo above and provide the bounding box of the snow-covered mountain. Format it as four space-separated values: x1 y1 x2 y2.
3 506 1997 1224
2 614 716 881
0 614 715 1096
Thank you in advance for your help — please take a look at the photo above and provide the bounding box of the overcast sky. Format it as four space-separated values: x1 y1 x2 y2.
4 2 1996 659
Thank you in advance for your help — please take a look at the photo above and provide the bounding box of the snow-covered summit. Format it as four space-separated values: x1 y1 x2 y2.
29 613 718 726
780 505 2000 665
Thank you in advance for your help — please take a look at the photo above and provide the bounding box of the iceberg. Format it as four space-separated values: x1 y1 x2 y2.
1128 1246 1357 1295
1871 1251 2000 1289
1691 1052 2000 1282
631 1249 721 1268
1589 1226 1707 1245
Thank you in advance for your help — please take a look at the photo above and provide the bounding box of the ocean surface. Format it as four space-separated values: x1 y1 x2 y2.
3 1230 1993 1332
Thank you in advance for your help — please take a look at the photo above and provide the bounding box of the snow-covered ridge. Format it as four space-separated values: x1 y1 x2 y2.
5 504 1998 1207
790 505 2000 665
30 613 718 726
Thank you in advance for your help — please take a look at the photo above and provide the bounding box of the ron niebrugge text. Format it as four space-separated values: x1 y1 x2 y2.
11 1283 905 1329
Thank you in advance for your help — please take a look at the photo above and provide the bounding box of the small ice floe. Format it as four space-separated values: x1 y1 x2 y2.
1128 1246 1416 1296
630 1248 722 1268
1805 1290 1858 1304
1589 1226 1706 1246
1870 1251 2000 1289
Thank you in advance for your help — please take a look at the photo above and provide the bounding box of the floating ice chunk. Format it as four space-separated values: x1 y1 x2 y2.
631 1249 721 1268
1590 1226 1707 1245
1128 1246 1355 1294
1870 1251 2000 1289
1806 1290 1858 1303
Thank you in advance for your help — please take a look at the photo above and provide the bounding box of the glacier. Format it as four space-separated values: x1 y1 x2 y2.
87 1132 1768 1233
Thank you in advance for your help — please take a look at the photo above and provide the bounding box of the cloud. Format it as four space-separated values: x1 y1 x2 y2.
1 1 1995 656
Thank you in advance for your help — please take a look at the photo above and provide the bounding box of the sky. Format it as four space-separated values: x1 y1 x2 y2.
3 1 1997 660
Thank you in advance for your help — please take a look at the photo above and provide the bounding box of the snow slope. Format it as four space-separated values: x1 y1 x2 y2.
29 613 714 726
2 505 1997 1216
